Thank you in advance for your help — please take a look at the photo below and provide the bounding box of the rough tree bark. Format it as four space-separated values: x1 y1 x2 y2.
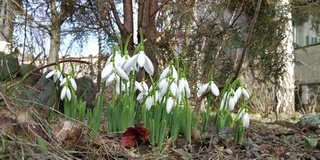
275 0 295 118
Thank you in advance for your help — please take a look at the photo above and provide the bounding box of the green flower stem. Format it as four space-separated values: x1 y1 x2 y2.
202 92 212 133
64 100 71 119
77 101 86 122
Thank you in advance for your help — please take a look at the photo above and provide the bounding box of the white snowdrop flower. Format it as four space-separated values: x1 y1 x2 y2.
123 50 154 75
101 60 129 82
46 68 63 82
137 50 154 75
123 54 139 73
224 89 235 111
159 78 169 98
177 77 191 98
197 81 220 97
61 86 71 101
235 86 250 101
159 64 178 81
60 76 77 91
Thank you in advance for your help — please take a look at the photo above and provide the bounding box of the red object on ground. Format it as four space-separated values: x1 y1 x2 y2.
120 126 150 147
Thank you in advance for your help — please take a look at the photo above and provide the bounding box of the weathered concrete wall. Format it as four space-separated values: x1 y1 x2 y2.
294 44 320 84
294 44 320 112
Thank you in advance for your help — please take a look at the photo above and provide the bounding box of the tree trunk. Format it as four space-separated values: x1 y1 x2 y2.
97 28 102 90
275 0 295 114
47 0 61 70
123 0 134 52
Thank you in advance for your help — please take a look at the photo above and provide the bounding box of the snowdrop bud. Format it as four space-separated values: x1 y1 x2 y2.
242 112 250 128
228 96 236 111
145 96 154 111
166 97 174 113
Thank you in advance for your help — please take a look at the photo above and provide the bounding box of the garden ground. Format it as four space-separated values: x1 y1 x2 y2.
0 100 319 160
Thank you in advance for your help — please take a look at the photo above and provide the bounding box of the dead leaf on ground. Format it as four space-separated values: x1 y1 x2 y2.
120 126 150 147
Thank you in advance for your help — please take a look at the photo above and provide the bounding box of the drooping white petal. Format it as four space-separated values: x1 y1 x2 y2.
45 70 55 79
159 67 169 81
159 79 169 98
69 77 77 91
197 83 209 97
115 82 121 95
177 79 185 96
60 77 67 86
56 71 64 82
184 80 191 98
235 87 242 101
154 90 160 102
160 87 168 99
166 97 174 113
142 82 149 95
144 55 154 75
66 87 72 101
145 96 153 111
137 92 144 102
242 113 250 128
209 81 220 96
114 51 124 67
158 78 168 90
137 52 145 67
101 63 113 81
106 73 115 86
170 82 178 97
114 65 129 81
171 66 178 81
60 86 67 100
123 54 138 72
242 88 250 100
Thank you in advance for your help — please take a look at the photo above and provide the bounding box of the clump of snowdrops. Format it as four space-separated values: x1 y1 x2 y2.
47 31 252 147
